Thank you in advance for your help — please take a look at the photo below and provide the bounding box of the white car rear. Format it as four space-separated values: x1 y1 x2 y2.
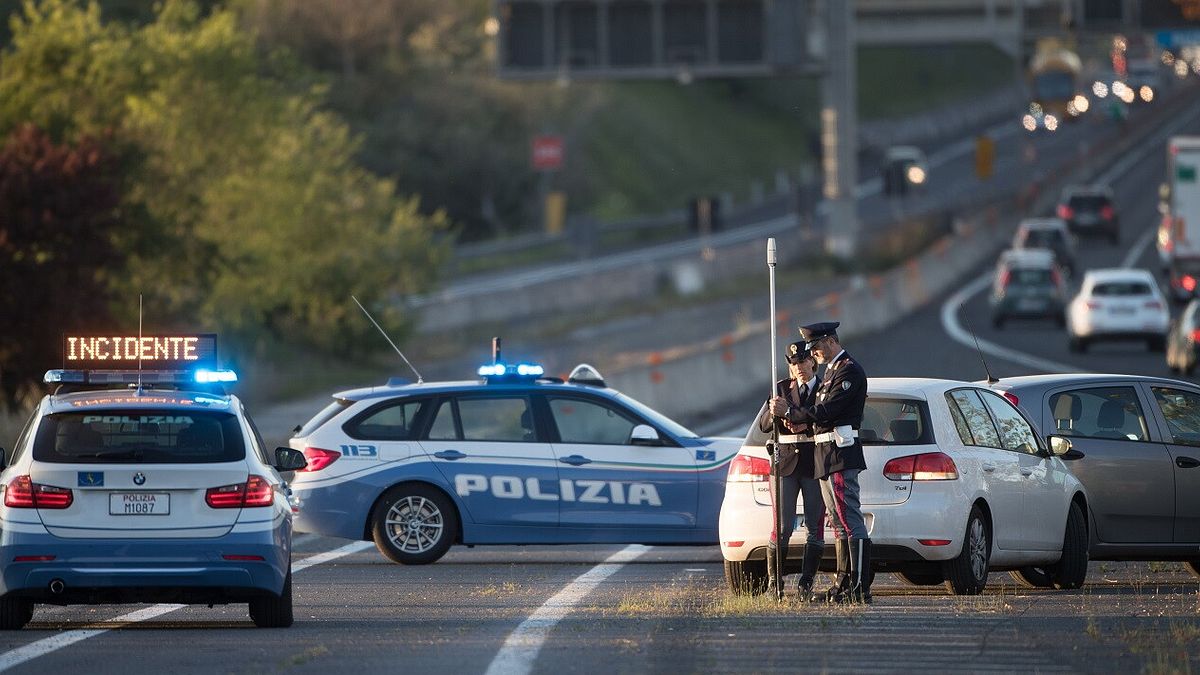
719 378 1088 596
1066 268 1169 352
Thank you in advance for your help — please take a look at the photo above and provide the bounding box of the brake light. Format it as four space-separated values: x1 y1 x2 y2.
205 475 274 508
3 475 73 509
1100 205 1115 220
1002 392 1020 407
1190 329 1200 343
1086 301 1102 310
12 555 56 562
298 447 340 472
1050 267 1062 288
1182 275 1197 292
883 453 959 481
1056 204 1074 220
998 270 1011 290
727 453 771 482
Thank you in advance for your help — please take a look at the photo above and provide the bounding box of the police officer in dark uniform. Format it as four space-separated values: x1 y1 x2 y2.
757 340 826 600
770 321 871 604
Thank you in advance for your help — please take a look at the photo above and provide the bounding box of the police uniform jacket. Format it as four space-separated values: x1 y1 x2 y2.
757 375 819 478
782 350 867 479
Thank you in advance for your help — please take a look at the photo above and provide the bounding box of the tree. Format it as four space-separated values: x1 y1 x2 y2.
0 124 120 409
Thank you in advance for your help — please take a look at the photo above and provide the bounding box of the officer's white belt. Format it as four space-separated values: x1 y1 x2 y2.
813 428 859 444
777 434 813 444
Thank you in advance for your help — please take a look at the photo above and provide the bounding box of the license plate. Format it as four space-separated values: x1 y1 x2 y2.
109 492 170 516
1110 307 1135 315
1017 299 1044 311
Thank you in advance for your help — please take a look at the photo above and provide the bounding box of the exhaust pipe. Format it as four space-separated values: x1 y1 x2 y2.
48 579 65 595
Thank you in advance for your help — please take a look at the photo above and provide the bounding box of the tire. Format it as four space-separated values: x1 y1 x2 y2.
0 597 33 630
1187 560 1200 579
371 483 457 565
250 567 294 628
894 568 945 586
1045 502 1088 590
724 558 768 596
1009 567 1054 589
942 506 989 595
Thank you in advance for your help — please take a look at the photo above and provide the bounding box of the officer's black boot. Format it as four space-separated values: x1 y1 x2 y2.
765 542 780 593
821 538 850 603
839 538 873 605
796 543 824 603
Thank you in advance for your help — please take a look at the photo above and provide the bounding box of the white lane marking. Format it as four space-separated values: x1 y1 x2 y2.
940 273 1083 374
0 540 374 672
485 544 649 675
1122 225 1158 270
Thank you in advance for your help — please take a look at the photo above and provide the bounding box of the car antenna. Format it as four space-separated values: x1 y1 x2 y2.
351 295 423 383
960 304 999 384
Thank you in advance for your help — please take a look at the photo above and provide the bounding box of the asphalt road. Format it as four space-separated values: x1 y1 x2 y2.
5 101 1200 674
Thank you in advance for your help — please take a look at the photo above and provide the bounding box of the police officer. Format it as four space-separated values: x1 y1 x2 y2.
758 340 826 601
770 321 871 604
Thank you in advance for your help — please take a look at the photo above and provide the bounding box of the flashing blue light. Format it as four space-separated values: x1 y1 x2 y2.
195 369 238 384
44 370 87 384
477 363 545 379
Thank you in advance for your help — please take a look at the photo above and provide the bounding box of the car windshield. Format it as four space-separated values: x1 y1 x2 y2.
1092 281 1152 296
742 397 932 446
1068 195 1108 210
1023 229 1064 248
33 409 246 464
1009 268 1053 286
613 392 697 439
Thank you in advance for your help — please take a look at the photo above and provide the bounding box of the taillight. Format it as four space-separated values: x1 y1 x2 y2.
998 270 1011 290
3 475 73 509
1086 301 1102 310
1050 268 1062 288
1056 204 1074 220
1100 205 1115 220
206 475 274 509
1182 275 1197 292
1190 329 1200 343
727 453 771 482
883 453 958 481
298 447 340 472
1002 392 1020 407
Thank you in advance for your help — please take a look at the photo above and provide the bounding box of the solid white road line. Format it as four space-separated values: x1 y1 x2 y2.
484 544 649 675
0 540 374 672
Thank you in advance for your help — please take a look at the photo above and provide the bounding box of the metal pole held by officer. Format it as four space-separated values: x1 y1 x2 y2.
765 238 784 600
770 321 872 604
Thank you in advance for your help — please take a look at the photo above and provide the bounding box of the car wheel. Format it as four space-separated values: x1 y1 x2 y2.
724 558 768 596
942 506 989 595
1009 567 1054 589
894 568 945 586
249 566 294 628
1187 560 1200 579
1045 502 1089 590
0 597 33 630
371 483 457 565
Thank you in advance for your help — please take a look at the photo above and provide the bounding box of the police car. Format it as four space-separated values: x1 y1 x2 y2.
0 334 306 629
288 358 741 564
719 378 1089 596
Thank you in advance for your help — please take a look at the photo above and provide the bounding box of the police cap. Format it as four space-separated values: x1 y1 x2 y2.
799 321 840 345
785 340 811 364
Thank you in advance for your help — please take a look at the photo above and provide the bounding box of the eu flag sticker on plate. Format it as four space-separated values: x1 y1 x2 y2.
695 450 716 462
77 471 104 487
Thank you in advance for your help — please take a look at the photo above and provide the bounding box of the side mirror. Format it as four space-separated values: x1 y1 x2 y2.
1049 435 1084 460
274 447 308 472
630 425 662 447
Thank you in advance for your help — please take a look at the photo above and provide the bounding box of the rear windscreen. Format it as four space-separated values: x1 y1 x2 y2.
34 410 246 464
1092 281 1152 296
1023 230 1063 248
1010 269 1053 286
743 397 933 446
295 398 352 438
1068 195 1108 210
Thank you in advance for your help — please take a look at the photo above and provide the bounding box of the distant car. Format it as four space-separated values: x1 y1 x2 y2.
988 374 1200 582
1125 59 1163 104
289 359 741 565
1165 258 1200 304
1167 299 1200 376
1057 186 1120 244
1013 218 1078 277
989 249 1068 329
719 378 1088 596
1066 268 1169 353
881 146 928 196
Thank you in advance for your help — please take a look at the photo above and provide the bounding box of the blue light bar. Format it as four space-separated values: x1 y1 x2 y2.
44 370 87 384
477 363 545 379
194 369 238 384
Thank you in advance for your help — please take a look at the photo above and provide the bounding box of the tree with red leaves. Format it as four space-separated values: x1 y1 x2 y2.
0 124 121 410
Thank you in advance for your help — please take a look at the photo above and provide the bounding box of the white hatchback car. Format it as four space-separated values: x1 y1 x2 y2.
719 378 1089 596
1066 268 1169 353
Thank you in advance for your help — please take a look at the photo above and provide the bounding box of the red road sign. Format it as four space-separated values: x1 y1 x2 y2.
532 135 564 171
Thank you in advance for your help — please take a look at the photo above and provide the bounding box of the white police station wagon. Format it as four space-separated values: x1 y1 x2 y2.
289 361 741 564
0 334 306 629
719 378 1090 595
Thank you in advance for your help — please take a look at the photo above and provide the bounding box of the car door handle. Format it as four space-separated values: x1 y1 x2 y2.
1177 456 1200 469
559 455 592 466
1020 468 1033 476
981 463 996 472
433 450 466 461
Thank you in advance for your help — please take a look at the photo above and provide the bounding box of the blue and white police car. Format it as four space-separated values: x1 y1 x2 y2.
0 334 306 629
288 359 741 564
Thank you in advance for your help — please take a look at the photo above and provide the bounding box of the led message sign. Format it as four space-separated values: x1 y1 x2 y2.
63 334 218 370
